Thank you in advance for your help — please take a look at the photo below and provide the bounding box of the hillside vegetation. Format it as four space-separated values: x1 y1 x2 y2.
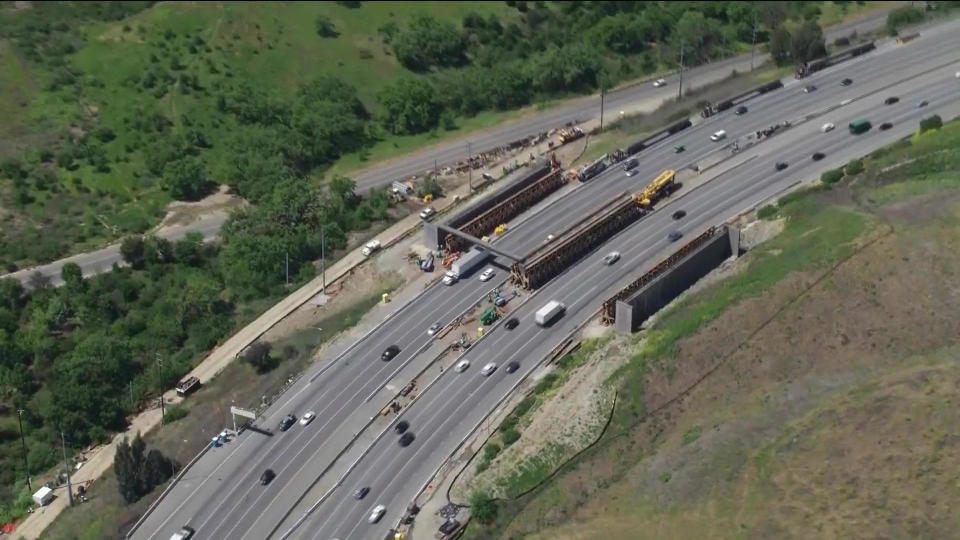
0 0 854 269
465 118 960 538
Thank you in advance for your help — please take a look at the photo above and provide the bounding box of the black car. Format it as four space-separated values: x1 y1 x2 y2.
803 85 817 93
259 469 275 485
279 414 296 432
672 209 686 220
622 158 639 172
884 96 899 105
399 432 415 447
353 486 370 500
504 317 519 330
840 78 853 87
505 361 520 374
734 105 748 115
394 420 409 434
812 152 825 161
381 344 400 361
668 230 682 242
775 162 788 171
880 122 893 131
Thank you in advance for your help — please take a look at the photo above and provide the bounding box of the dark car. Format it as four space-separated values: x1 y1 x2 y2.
803 85 817 93
399 432 415 447
884 96 899 105
668 230 683 242
775 162 788 171
734 105 748 115
259 469 275 485
505 361 520 374
880 122 893 131
504 317 519 330
622 158 639 172
672 209 686 220
381 344 400 361
394 420 409 434
812 152 825 161
840 78 853 87
353 486 370 500
279 414 296 432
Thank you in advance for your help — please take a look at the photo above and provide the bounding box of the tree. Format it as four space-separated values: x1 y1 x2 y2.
919 114 943 134
162 157 214 201
115 432 176 504
0 278 24 311
887 6 924 35
470 491 498 523
769 26 792 65
673 11 723 64
173 232 205 266
120 236 145 269
391 14 466 71
376 78 442 135
590 16 645 54
243 341 276 373
315 14 339 38
143 236 174 266
61 262 85 293
790 20 826 64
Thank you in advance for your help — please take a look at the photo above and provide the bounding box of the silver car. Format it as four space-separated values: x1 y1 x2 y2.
481 362 498 376
368 504 386 524
602 252 620 265
427 323 442 336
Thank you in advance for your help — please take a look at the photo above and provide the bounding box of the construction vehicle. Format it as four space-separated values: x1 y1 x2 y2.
450 247 490 279
480 307 499 325
557 126 584 144
570 154 608 183
635 169 676 207
494 224 507 235
175 376 201 397
535 300 566 326
420 254 434 272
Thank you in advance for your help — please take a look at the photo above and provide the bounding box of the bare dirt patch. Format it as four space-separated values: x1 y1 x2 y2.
151 184 247 232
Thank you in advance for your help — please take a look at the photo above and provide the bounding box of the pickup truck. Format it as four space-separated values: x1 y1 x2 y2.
361 240 381 257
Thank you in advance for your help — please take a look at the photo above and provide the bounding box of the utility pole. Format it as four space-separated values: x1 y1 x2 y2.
751 13 758 70
320 226 326 294
599 83 605 132
17 409 30 491
466 141 473 191
285 251 289 286
678 40 685 100
60 431 73 507
129 381 134 411
156 353 165 424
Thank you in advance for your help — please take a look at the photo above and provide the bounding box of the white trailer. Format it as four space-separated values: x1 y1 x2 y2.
450 247 489 278
535 300 565 326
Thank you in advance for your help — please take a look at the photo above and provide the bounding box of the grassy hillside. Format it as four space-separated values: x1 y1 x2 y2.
465 117 960 538
0 1 878 270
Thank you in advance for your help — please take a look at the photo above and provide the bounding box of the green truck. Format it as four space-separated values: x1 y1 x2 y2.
849 119 871 134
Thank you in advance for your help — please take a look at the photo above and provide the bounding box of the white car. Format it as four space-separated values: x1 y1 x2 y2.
368 504 386 524
442 271 458 286
427 322 442 336
602 252 620 265
455 360 470 373
653 78 667 87
545 234 555 243
710 130 727 142
481 362 498 376
821 122 835 133
299 411 316 426
419 207 435 220
479 268 495 282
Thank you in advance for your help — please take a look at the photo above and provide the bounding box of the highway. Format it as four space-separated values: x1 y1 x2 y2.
307 63 960 540
4 10 895 289
135 19 960 540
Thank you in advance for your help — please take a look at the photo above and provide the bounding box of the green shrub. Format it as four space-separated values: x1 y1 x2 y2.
821 168 845 184
470 491 498 523
845 159 864 176
919 114 943 134
163 405 189 424
501 428 521 446
757 204 778 219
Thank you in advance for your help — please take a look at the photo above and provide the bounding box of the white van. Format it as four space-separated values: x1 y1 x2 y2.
710 130 727 142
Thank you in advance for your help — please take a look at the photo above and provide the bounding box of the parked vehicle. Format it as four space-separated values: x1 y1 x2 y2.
418 207 435 220
361 240 381 257
535 301 566 326
653 78 667 87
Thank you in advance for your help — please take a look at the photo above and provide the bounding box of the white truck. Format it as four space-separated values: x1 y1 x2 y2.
443 248 490 286
535 300 566 326
361 239 381 257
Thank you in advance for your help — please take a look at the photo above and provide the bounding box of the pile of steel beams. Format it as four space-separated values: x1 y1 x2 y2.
511 192 646 290
445 167 565 252
600 226 721 324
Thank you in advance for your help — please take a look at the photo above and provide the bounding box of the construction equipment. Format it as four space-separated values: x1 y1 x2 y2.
442 251 460 268
494 224 507 235
557 126 584 144
635 169 676 207
458 333 471 349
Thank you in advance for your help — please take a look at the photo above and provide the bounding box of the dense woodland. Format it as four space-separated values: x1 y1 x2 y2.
0 0 947 520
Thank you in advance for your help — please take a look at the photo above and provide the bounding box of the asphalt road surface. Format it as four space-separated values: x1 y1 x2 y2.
135 18 960 540
4 10 896 290
307 64 960 540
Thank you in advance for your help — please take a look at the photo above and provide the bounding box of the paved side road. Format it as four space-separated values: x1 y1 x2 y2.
0 8 897 289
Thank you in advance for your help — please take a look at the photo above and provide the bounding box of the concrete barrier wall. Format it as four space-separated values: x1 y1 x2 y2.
615 225 739 333
423 163 551 248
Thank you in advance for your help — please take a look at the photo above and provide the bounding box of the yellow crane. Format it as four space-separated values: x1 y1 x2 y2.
634 169 676 207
